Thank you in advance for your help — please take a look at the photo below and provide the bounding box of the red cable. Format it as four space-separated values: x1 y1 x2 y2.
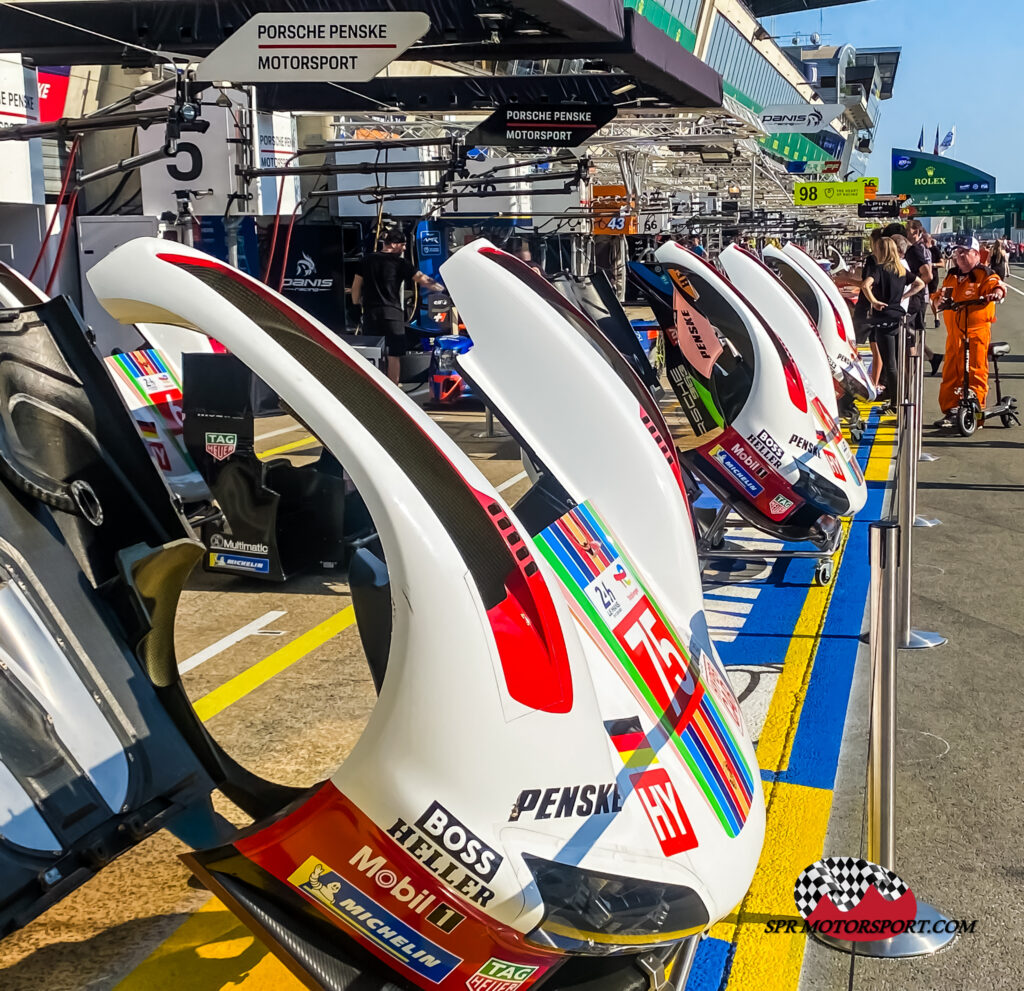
275 198 306 292
44 189 79 296
29 134 80 283
261 170 289 284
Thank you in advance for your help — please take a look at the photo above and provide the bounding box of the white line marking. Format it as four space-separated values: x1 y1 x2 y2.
496 470 529 493
255 424 304 442
1002 281 1024 297
703 597 754 616
704 584 761 599
179 610 288 674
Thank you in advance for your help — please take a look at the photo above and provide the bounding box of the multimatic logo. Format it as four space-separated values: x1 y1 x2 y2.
386 801 501 907
284 251 334 291
508 783 622 822
209 534 269 555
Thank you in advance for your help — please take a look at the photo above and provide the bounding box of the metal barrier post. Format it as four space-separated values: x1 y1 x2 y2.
897 399 946 649
915 327 940 465
815 522 956 958
912 329 941 527
867 522 898 870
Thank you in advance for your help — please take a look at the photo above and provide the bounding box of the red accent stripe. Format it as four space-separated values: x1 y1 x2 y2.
257 43 396 49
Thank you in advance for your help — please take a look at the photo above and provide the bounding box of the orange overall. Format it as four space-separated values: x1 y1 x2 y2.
938 265 1002 414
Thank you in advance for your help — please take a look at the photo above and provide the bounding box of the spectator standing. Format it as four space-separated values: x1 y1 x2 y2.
925 233 943 327
853 228 885 346
989 240 1009 280
350 229 444 384
688 234 707 258
905 221 939 373
861 236 926 406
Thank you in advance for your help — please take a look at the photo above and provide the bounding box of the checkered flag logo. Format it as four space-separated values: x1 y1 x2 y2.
794 857 910 918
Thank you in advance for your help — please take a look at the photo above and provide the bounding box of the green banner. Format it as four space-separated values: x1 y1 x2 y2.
891 148 996 197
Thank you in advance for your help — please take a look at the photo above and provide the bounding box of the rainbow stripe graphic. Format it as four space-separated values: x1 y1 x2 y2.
535 502 754 837
106 349 180 407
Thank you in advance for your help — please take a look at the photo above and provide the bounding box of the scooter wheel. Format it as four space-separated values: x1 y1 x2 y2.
849 423 864 443
1001 410 1016 428
814 560 834 587
956 406 977 436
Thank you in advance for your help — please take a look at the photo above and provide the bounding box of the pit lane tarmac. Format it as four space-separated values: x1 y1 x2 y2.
0 336 994 991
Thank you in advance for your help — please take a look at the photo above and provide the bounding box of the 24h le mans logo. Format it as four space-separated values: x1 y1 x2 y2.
205 432 237 461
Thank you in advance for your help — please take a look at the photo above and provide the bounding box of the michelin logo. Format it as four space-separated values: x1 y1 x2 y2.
209 552 270 574
288 857 461 983
710 444 763 497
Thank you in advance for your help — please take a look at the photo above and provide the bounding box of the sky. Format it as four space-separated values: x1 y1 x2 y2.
767 0 1024 193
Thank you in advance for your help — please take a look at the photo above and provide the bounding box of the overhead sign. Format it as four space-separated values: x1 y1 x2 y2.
0 55 44 206
254 110 299 215
592 184 638 236
793 181 869 207
890 148 996 198
195 12 430 83
138 90 247 217
785 159 842 176
465 104 616 150
858 199 900 219
759 103 844 133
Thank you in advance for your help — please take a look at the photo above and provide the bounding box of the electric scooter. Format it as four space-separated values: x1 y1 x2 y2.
938 295 1020 435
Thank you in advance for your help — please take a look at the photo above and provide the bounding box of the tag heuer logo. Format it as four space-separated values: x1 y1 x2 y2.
467 958 539 991
205 432 238 461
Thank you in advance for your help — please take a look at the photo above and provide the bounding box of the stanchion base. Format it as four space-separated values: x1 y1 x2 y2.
914 515 942 528
900 629 947 649
919 452 940 462
811 901 957 958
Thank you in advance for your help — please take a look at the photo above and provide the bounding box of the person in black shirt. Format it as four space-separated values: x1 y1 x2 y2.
861 237 926 407
925 233 943 329
351 229 443 383
905 221 938 372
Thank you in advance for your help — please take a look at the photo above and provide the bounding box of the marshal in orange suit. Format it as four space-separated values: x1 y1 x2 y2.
936 235 1006 426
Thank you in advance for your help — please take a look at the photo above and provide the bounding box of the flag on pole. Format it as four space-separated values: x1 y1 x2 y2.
939 125 955 156
933 125 940 156
917 126 925 152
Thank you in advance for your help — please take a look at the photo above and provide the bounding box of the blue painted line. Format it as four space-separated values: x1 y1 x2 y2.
686 408 886 987
686 935 732 991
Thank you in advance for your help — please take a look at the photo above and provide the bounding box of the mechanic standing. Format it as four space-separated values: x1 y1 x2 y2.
351 229 443 384
935 235 1006 428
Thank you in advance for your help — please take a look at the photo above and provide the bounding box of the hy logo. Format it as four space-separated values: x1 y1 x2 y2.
794 857 917 942
296 252 316 276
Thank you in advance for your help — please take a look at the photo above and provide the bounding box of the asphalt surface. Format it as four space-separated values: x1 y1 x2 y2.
802 276 1024 990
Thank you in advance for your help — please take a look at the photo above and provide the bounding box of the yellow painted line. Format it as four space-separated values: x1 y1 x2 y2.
193 606 355 722
113 900 302 991
755 518 849 775
711 780 834 985
864 417 897 482
258 435 318 458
